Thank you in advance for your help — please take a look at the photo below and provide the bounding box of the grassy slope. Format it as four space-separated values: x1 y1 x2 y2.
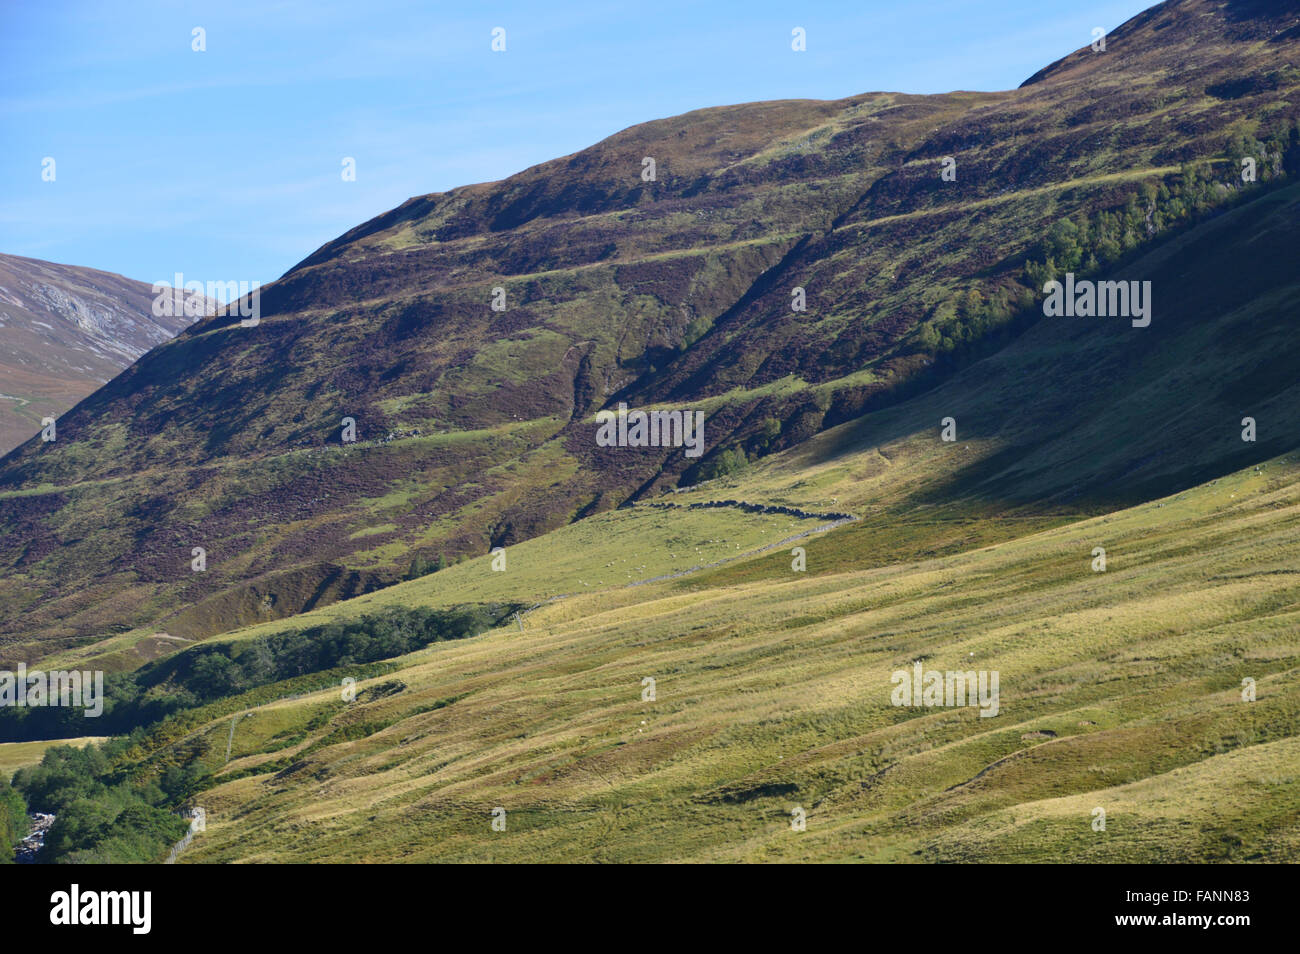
159 450 1299 862
48 502 836 671
136 177 1300 863
27 168 1297 862
9 1 1300 862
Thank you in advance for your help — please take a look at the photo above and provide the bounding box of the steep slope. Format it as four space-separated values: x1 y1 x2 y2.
0 254 195 454
50 237 1300 857
53 168 1300 667
164 454 1300 863
3 0 1300 662
13 118 1300 865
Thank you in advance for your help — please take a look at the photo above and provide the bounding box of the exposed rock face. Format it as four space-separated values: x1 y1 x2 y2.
0 254 196 454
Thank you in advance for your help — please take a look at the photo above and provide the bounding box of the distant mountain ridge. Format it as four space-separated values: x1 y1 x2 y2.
0 254 195 454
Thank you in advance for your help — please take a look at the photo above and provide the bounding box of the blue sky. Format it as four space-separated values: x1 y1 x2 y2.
0 0 1157 297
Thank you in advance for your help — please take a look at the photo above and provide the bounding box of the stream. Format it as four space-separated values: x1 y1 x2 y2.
14 812 54 863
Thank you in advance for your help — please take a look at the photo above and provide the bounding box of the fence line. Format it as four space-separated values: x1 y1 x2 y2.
164 807 206 864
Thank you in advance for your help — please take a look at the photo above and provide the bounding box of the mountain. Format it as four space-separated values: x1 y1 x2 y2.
2 0 1300 667
5 0 1300 866
26 161 1300 864
0 254 195 455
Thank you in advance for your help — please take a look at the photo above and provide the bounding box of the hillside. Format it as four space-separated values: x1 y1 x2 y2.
2 0 1300 669
0 254 195 455
53 177 1300 673
18 168 1300 863
162 452 1300 863
5 0 1300 866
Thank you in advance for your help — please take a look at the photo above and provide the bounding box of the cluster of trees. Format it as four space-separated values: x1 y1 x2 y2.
1226 120 1300 183
12 742 190 864
0 777 26 862
1024 163 1237 290
0 604 514 742
692 446 749 482
912 122 1300 366
406 553 448 580
0 671 189 744
146 604 510 705
1023 120 1300 291
912 283 1036 361
682 408 817 489
6 603 516 862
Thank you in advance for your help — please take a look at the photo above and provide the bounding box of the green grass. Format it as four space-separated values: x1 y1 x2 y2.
87 448 1299 863
9 10 1300 862
50 502 835 666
